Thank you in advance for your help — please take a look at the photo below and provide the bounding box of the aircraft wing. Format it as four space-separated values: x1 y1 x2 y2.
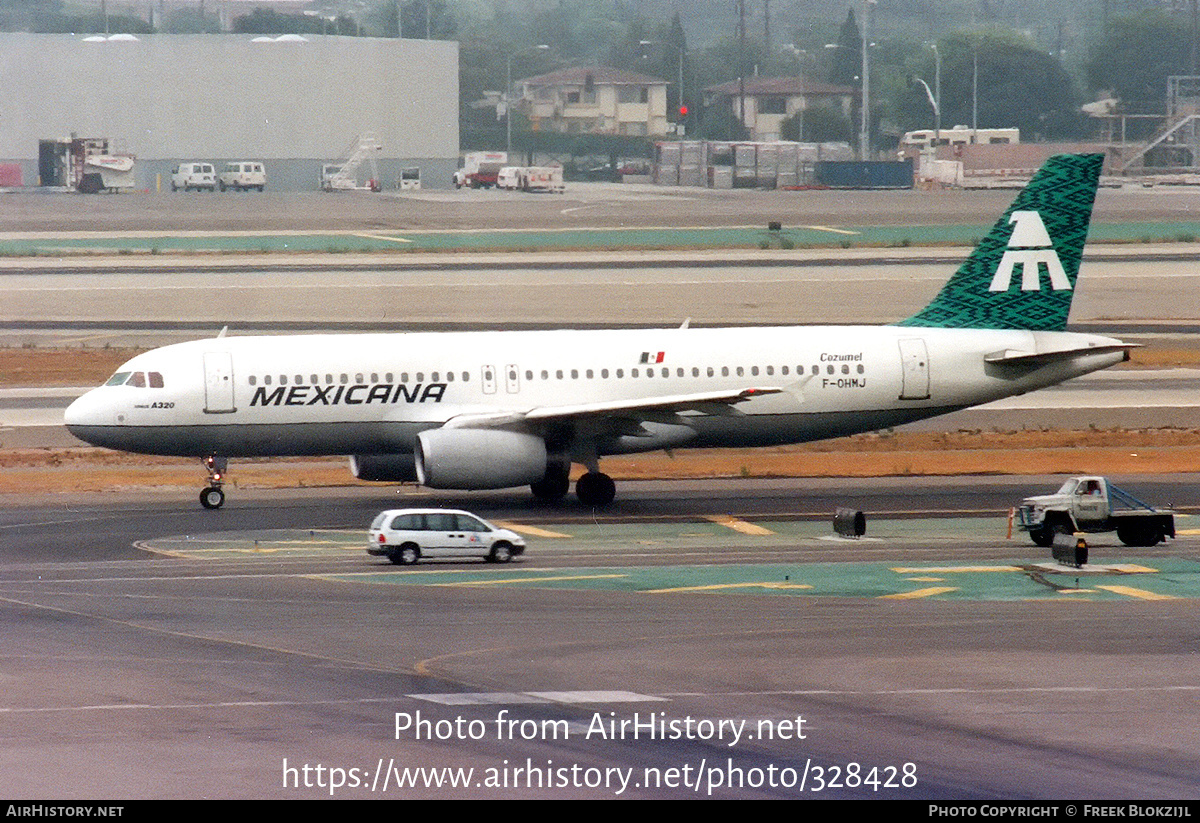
442 387 784 430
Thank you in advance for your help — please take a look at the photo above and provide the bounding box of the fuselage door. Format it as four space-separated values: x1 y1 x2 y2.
481 365 497 395
203 351 237 413
505 363 520 394
898 338 931 400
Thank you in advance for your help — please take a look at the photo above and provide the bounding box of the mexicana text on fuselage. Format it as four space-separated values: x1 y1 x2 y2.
250 382 447 407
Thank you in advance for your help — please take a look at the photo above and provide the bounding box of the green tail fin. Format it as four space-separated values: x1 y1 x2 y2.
897 153 1104 331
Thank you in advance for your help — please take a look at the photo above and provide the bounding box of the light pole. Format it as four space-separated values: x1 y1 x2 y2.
824 39 863 153
914 77 938 134
860 0 876 160
914 45 941 150
783 44 808 141
930 42 941 147
640 39 685 132
506 44 549 158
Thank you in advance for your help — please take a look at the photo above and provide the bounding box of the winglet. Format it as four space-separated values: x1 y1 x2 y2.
897 153 1104 332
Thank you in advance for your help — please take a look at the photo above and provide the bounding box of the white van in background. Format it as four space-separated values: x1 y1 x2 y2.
496 165 564 193
218 162 266 192
170 162 216 192
496 166 523 190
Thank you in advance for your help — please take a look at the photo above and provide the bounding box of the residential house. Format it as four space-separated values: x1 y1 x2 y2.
704 76 856 142
515 66 671 137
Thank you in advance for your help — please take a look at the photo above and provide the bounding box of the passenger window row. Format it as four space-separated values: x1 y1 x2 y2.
247 371 471 387
520 363 866 380
244 362 867 388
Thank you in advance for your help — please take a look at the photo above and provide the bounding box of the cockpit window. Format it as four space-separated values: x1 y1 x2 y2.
103 370 165 388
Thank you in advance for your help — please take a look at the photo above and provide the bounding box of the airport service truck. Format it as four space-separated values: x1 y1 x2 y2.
496 165 565 193
1015 476 1175 548
454 151 507 189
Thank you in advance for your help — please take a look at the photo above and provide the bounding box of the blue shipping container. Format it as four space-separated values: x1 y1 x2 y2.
815 159 914 189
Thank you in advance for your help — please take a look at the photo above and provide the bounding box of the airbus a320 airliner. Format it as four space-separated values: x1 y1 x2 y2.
65 154 1130 509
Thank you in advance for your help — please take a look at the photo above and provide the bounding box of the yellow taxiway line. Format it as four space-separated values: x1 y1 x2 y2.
495 522 572 538
435 574 628 587
879 587 960 600
1095 585 1177 601
643 582 813 594
704 515 776 536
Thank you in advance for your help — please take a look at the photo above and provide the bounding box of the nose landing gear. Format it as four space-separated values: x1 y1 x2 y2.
200 456 227 509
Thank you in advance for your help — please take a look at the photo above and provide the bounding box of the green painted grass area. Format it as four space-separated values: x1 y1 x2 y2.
142 528 364 559
327 557 1200 601
138 522 1200 601
2 220 1196 256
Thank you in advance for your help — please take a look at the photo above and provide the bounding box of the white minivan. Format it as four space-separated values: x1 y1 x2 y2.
367 508 526 565
171 162 216 192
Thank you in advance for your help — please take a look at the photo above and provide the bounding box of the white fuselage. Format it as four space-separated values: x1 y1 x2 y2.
64 325 1127 460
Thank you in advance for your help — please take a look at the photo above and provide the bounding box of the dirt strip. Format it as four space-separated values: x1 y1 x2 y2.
3 430 1198 496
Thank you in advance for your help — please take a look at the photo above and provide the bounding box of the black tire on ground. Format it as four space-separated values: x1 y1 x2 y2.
576 472 616 507
200 486 225 509
1030 518 1068 548
488 542 514 563
389 544 420 565
531 463 570 500
1117 524 1161 547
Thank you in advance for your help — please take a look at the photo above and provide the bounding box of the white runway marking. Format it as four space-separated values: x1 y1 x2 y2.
4 685 1197 716
408 690 668 705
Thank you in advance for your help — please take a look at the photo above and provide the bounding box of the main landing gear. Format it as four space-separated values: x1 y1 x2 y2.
530 461 571 501
200 455 227 509
575 471 616 507
529 457 617 507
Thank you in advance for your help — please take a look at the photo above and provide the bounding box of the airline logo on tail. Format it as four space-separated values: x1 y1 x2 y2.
988 210 1071 292
896 153 1104 332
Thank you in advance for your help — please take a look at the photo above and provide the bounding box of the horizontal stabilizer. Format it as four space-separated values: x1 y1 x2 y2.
984 343 1137 366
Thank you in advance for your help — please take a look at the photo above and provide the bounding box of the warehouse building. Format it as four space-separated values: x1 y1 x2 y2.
0 32 458 191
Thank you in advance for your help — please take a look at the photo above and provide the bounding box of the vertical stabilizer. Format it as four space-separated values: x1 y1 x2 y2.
897 153 1104 331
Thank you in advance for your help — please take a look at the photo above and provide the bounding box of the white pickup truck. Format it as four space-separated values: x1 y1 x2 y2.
1015 476 1175 548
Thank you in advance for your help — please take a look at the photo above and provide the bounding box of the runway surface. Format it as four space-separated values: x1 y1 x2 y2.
2 246 1199 329
1 181 1197 233
2 478 1200 799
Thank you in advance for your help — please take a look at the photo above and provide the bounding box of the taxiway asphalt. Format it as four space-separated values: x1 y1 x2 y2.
2 478 1199 799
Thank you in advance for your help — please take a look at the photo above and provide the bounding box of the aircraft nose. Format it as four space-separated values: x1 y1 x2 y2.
63 389 108 435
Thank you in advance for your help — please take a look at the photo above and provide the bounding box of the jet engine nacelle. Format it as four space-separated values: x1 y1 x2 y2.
415 428 547 489
349 454 418 482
